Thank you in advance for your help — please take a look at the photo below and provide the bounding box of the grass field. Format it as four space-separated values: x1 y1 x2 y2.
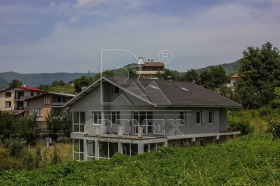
0 134 279 186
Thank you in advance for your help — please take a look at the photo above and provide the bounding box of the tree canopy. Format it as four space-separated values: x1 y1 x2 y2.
235 42 280 108
9 79 22 88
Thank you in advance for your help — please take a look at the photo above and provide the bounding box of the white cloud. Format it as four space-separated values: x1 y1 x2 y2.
0 1 280 73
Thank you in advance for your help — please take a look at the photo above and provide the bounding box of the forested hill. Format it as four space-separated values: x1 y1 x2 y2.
0 78 9 89
0 71 95 88
196 60 240 74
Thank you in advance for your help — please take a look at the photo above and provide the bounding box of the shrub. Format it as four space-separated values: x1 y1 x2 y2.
227 121 254 135
267 120 280 140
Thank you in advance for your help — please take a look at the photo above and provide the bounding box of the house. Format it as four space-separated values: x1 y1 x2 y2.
229 74 240 87
65 76 242 161
26 92 75 128
0 85 44 116
136 58 164 79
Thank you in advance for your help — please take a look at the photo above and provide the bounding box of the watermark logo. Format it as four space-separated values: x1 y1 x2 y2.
158 50 172 64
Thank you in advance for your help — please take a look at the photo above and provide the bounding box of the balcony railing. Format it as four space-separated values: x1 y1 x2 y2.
14 96 31 100
51 102 66 106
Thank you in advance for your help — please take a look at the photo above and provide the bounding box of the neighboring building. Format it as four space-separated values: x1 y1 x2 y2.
0 85 44 116
136 58 164 79
26 92 75 128
65 76 242 161
229 74 240 87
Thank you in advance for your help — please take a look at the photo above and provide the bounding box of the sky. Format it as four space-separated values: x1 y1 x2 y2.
0 0 280 73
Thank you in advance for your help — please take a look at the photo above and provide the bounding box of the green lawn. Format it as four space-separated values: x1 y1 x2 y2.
0 134 279 186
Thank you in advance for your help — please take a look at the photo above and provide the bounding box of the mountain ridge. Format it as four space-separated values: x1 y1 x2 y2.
0 72 95 89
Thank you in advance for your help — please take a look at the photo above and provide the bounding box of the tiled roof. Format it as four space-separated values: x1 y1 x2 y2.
142 62 164 67
0 85 44 93
19 85 44 92
231 74 239 79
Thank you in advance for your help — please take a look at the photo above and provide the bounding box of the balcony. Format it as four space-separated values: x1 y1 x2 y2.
51 102 66 107
14 106 27 110
136 70 164 75
14 96 31 101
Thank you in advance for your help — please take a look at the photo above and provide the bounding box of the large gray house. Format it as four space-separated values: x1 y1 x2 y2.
65 76 242 161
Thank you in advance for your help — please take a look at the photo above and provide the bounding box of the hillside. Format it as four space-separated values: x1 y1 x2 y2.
0 134 279 185
196 60 240 74
0 72 95 87
0 78 9 89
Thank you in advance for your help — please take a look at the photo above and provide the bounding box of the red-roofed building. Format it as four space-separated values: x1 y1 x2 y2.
0 85 44 112
136 58 165 79
229 74 240 87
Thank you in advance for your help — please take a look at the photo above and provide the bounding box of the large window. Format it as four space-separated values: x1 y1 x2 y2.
73 139 84 161
196 111 202 124
92 111 101 124
111 111 120 124
87 140 95 160
73 112 85 132
34 108 42 116
209 111 214 124
132 111 153 134
99 142 118 159
122 143 138 156
5 101 11 108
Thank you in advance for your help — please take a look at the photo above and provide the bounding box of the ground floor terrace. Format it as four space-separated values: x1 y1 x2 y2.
71 131 240 161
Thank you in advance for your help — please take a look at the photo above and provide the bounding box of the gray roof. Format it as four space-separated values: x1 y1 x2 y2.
65 76 242 108
104 77 242 108
26 92 75 101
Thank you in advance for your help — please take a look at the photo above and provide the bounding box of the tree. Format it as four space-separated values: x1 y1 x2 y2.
9 79 22 88
235 42 280 108
181 69 199 82
46 111 72 143
198 65 228 90
74 75 94 92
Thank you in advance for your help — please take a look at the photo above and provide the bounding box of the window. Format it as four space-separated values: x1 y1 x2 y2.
34 108 42 116
92 111 101 124
132 111 153 134
73 112 85 132
122 143 138 156
111 111 120 124
196 111 201 124
112 86 119 94
180 112 185 124
5 101 11 108
144 142 165 153
209 111 214 124
44 98 50 105
73 139 84 161
5 92 11 98
99 142 118 159
87 140 95 160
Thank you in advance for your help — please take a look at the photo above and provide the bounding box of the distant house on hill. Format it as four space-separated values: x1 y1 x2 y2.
26 92 75 128
136 58 164 79
0 85 44 116
64 76 242 161
228 74 240 87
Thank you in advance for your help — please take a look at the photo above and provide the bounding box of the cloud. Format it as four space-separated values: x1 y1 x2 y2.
0 1 280 73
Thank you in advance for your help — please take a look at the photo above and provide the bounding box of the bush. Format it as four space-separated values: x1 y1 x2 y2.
267 120 280 140
227 121 254 135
